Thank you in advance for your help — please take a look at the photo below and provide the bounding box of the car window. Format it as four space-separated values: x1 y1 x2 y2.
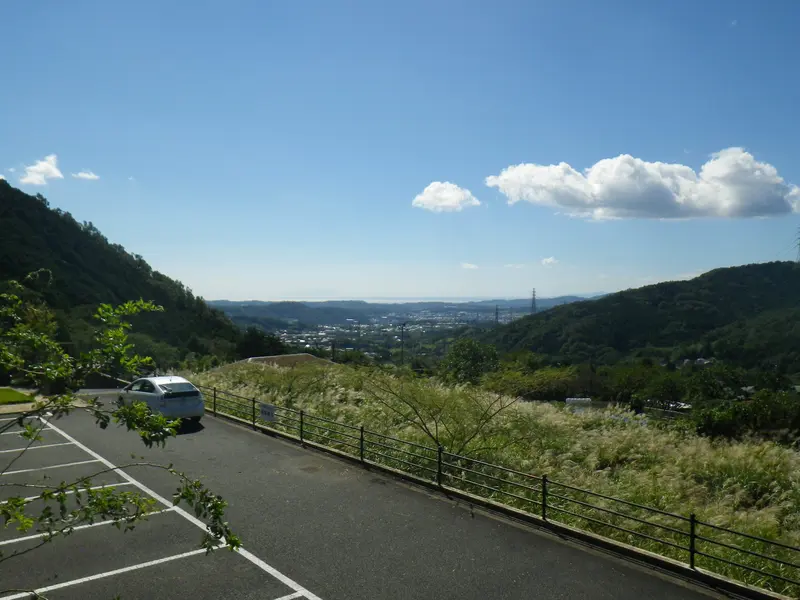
158 382 196 394
130 380 145 392
140 381 156 393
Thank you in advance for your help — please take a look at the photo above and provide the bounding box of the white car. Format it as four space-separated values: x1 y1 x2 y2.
119 376 204 422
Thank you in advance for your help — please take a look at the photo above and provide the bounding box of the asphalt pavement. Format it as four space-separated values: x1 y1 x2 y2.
0 395 728 600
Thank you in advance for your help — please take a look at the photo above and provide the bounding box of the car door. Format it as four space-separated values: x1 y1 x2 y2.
121 379 145 405
138 380 160 412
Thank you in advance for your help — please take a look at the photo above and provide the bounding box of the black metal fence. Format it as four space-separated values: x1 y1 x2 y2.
198 385 800 598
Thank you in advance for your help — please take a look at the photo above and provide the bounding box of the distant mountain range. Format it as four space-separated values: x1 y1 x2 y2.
479 261 800 371
210 296 594 328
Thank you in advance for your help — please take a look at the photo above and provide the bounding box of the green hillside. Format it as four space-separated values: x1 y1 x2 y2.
0 181 241 365
481 261 800 369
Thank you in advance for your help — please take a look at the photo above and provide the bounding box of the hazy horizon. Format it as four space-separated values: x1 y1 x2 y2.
210 294 596 304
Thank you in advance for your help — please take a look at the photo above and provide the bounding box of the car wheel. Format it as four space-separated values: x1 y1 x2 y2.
190 416 202 423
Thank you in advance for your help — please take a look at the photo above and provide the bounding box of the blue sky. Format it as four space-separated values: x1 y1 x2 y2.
3 0 800 301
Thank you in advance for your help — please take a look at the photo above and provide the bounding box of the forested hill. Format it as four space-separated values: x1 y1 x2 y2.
481 261 800 369
0 181 241 363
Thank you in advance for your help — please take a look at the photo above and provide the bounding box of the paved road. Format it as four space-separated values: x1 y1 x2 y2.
0 397 726 600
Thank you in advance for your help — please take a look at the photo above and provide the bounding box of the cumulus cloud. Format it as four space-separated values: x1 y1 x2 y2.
412 181 480 212
71 171 100 181
504 264 525 269
20 154 63 186
0 175 5 181
461 262 479 270
485 148 800 219
7 167 15 173
541 257 558 267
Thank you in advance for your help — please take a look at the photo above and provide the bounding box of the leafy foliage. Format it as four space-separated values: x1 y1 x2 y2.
236 326 288 359
0 273 240 594
438 339 499 385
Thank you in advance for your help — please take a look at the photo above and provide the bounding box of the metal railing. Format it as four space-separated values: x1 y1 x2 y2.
198 385 800 598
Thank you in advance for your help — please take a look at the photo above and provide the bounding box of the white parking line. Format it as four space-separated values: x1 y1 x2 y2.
0 547 209 600
0 481 133 505
0 417 24 423
274 593 305 600
1 459 100 476
0 507 175 547
42 418 323 600
0 428 50 436
0 442 73 455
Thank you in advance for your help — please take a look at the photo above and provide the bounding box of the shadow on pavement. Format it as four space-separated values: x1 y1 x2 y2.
176 419 205 435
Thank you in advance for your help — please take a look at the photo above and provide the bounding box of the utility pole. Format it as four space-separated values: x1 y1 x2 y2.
531 288 537 315
495 304 499 326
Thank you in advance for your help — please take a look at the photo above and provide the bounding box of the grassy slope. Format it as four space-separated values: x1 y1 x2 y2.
195 361 800 596
0 388 33 405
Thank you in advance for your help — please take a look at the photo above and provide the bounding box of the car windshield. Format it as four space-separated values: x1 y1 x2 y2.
158 382 196 394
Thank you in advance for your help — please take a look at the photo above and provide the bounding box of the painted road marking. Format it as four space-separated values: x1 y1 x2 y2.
273 593 305 600
0 548 209 600
0 442 73 455
0 427 54 436
1 459 100 476
0 507 175 547
0 482 133 505
1 429 44 436
42 418 324 600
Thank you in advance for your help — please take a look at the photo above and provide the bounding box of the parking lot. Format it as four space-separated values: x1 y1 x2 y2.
0 412 320 600
0 404 722 600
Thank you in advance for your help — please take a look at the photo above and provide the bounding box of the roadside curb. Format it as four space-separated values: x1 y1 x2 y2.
0 402 37 415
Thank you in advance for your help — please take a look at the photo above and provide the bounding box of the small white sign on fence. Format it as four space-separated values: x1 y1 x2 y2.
259 403 276 422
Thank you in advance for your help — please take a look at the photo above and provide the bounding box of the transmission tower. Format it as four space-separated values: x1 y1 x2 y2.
531 288 537 315
495 304 499 325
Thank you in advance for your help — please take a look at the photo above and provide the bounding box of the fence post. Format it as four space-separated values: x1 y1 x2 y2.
212 388 217 416
437 445 443 486
251 397 257 430
359 426 365 463
689 513 697 569
300 410 304 444
541 475 548 521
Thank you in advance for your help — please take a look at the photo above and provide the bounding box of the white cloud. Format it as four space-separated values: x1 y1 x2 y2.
71 171 100 181
730 19 738 27
412 181 480 212
128 176 135 181
7 167 15 173
0 175 5 181
461 262 479 270
485 148 800 219
20 154 63 186
541 257 558 267
504 264 525 269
